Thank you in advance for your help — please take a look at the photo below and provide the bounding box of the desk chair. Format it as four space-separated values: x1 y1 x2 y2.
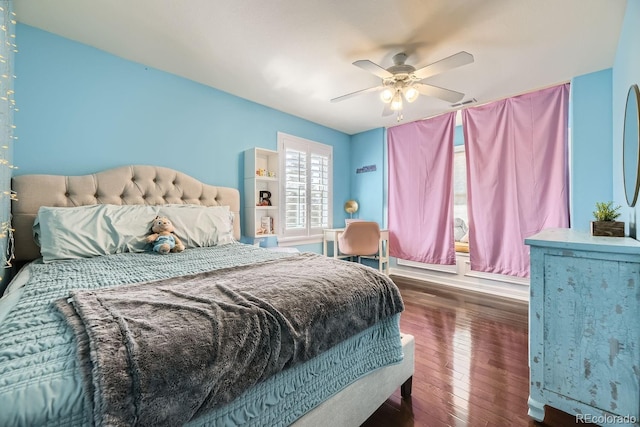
338 221 382 271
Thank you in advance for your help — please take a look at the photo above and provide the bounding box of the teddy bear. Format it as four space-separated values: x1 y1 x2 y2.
146 216 185 254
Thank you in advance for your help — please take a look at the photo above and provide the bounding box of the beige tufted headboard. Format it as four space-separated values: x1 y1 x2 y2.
11 165 241 262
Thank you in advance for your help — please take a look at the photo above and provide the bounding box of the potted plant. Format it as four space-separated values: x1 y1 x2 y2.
591 201 624 237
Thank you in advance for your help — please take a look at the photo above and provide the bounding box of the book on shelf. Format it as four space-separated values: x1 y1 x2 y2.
260 216 273 234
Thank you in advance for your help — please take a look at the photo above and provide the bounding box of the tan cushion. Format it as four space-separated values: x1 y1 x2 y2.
455 241 470 253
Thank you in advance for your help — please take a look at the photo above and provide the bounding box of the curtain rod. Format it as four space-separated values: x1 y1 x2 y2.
385 80 571 130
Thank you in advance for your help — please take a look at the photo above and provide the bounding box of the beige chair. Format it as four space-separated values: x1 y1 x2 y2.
338 221 382 271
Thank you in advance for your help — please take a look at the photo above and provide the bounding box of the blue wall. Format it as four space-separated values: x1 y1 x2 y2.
14 25 352 250
349 128 385 225
570 69 613 232
613 0 640 238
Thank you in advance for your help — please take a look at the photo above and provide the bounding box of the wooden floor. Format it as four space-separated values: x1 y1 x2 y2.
361 277 595 427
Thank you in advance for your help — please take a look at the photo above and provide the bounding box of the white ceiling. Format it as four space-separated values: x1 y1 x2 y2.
14 0 627 135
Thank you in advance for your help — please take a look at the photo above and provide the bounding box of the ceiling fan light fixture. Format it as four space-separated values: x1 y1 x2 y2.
332 51 474 122
404 86 419 103
380 88 394 103
390 90 403 111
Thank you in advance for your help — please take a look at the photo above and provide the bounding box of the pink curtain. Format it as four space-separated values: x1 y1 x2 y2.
462 84 570 277
388 112 456 264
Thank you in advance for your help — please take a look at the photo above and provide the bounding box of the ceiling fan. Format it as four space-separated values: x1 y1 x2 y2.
331 51 474 120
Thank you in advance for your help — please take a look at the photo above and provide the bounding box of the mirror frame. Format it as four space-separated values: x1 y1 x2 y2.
623 84 640 207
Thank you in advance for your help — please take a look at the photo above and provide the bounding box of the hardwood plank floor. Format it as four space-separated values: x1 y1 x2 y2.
361 277 596 427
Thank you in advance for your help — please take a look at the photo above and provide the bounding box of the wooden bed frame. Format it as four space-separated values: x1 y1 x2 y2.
11 164 415 426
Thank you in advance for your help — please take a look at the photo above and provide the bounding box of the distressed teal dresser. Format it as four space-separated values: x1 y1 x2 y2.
526 228 640 426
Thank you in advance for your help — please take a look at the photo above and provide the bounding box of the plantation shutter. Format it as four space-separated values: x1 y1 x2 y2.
279 132 332 239
284 147 307 234
310 152 330 232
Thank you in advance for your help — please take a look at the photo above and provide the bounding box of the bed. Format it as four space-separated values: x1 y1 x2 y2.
0 165 414 426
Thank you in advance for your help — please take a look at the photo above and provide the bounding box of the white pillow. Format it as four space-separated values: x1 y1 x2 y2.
453 217 468 241
34 205 157 262
156 205 235 247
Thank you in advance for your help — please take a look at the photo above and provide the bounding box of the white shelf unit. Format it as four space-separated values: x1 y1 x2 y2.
244 147 280 238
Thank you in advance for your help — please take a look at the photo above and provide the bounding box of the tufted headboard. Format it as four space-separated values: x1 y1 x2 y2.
11 165 241 262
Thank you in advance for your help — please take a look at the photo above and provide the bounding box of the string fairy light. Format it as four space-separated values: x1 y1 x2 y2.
0 3 17 276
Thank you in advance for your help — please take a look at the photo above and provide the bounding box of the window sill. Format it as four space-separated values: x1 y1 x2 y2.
278 235 323 246
396 254 529 286
392 254 529 301
397 258 457 274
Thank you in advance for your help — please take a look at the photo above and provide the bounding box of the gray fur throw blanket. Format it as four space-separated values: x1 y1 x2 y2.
56 252 404 427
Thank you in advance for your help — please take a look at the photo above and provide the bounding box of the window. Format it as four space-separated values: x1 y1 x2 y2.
278 132 332 240
453 144 470 250
453 144 468 227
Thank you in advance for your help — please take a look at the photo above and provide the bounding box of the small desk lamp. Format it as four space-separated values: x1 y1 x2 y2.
344 200 359 218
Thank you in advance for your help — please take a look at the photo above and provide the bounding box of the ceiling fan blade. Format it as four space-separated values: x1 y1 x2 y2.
415 83 465 103
330 86 382 103
353 60 393 79
413 51 474 81
382 102 393 117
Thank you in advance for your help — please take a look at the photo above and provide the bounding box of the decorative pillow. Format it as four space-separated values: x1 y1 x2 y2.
453 217 468 241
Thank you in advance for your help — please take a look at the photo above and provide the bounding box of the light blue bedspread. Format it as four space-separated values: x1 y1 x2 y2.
0 244 403 426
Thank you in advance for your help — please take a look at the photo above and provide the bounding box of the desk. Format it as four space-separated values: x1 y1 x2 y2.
322 228 389 275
